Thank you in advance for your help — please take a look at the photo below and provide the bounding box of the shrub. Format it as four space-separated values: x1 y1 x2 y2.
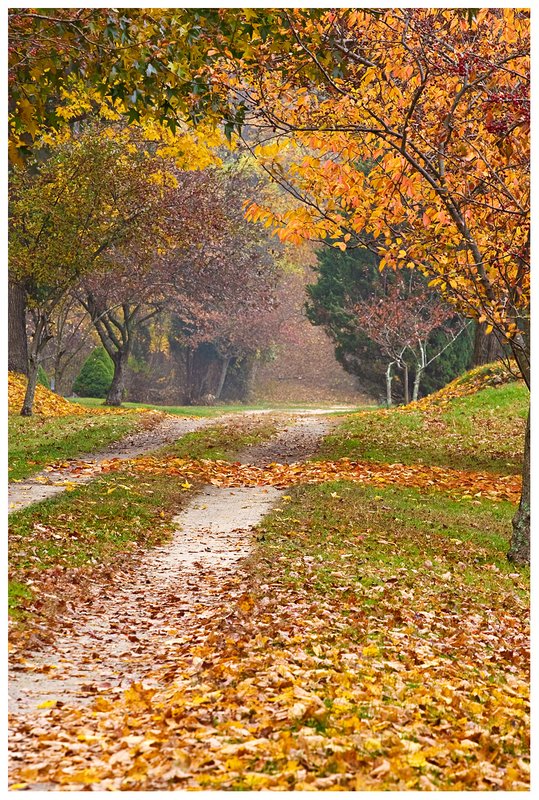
73 347 114 398
37 365 50 389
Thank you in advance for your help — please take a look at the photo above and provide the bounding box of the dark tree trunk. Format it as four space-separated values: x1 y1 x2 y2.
472 323 487 366
486 330 501 362
508 408 530 566
8 280 28 375
21 357 39 416
106 352 127 406
473 322 503 366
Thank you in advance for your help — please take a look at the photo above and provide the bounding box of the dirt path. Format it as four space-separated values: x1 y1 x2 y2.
8 409 347 513
8 415 216 513
8 413 335 771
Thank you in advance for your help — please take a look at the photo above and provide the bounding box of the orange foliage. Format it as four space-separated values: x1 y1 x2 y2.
8 372 150 417
95 454 520 505
8 372 89 417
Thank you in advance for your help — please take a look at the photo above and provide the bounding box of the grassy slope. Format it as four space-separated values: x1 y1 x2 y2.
318 382 527 474
8 413 150 482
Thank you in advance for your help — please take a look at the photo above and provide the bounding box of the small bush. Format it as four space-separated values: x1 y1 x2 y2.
37 365 50 389
73 347 114 398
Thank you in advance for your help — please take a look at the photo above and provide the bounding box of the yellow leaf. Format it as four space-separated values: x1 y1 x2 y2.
408 751 428 767
37 699 57 709
364 737 383 752
94 696 114 711
59 768 101 785
362 644 380 657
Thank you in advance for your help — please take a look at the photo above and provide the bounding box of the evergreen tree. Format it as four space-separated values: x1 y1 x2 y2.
72 347 114 398
37 365 50 389
306 247 473 400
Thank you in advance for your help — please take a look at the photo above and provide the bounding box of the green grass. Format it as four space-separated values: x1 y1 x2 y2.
8 470 194 618
254 481 529 608
158 418 280 460
8 416 280 619
8 581 33 619
8 413 149 482
318 382 528 474
72 397 366 416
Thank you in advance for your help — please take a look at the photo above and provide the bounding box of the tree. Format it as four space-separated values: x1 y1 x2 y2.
43 295 94 395
306 245 473 401
74 162 281 407
73 347 114 399
9 128 165 414
162 166 282 404
8 8 277 163
215 8 529 563
8 282 28 375
79 263 168 407
354 275 468 405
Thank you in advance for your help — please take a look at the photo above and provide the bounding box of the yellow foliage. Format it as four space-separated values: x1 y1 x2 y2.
8 373 89 417
8 372 150 417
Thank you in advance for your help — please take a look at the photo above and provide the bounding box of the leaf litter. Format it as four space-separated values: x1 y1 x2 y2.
8 405 529 790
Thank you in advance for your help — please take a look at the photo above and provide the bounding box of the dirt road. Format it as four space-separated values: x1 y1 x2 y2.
8 413 336 787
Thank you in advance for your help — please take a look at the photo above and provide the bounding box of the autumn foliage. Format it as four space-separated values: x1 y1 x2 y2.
8 373 88 417
7 373 147 418
408 360 520 412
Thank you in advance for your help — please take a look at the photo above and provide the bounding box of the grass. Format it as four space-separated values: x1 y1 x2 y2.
73 397 366 416
8 367 530 790
8 470 194 618
8 412 150 482
8 415 280 619
158 417 280 460
255 481 528 605
243 480 528 789
318 382 528 474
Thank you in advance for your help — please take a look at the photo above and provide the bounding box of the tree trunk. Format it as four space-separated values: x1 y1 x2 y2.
215 355 231 400
486 330 501 362
472 322 502 366
8 280 28 375
508 408 530 565
247 359 259 400
385 362 394 407
412 367 423 402
106 352 127 406
402 363 410 405
21 357 39 416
